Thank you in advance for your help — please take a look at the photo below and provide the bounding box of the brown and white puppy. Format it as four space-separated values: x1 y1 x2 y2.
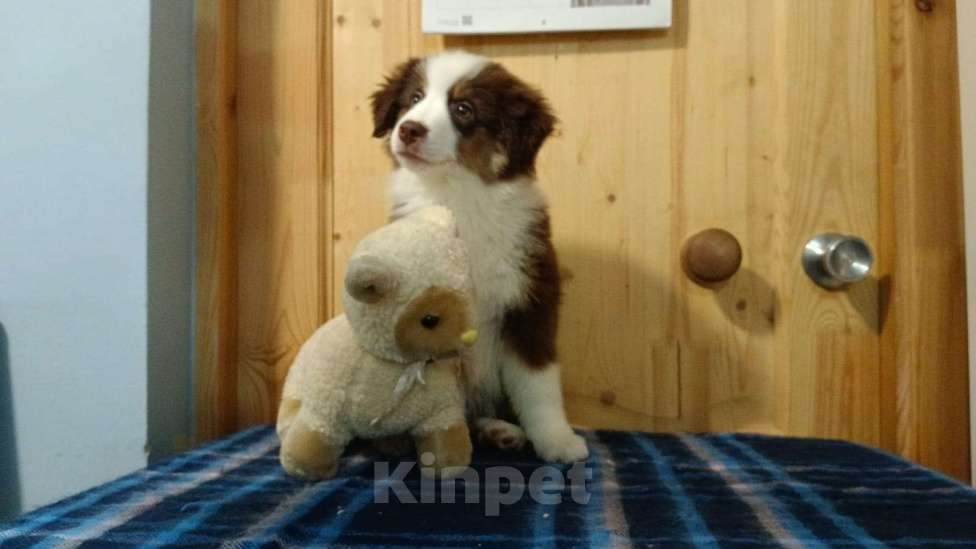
370 50 587 463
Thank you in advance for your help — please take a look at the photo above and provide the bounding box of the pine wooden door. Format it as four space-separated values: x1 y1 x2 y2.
196 0 970 480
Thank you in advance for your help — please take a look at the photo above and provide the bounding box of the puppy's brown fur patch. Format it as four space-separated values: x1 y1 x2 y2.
501 212 561 368
370 58 425 138
448 63 556 181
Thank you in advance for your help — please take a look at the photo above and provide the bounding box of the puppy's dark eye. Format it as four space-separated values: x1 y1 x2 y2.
420 314 440 330
410 91 424 105
453 101 474 119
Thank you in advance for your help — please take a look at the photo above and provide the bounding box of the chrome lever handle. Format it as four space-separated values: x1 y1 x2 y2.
802 233 874 289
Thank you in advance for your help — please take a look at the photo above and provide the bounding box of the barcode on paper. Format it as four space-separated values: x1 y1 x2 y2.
570 0 649 7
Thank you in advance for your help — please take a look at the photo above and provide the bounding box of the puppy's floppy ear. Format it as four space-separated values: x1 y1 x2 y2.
478 63 555 179
370 58 421 138
502 84 556 179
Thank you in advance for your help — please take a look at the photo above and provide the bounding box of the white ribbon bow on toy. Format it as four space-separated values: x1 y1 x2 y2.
368 329 476 428
369 357 437 427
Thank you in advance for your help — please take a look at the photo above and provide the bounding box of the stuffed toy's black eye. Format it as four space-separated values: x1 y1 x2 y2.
421 314 440 329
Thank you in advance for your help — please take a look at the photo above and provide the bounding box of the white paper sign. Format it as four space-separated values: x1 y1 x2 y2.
422 0 672 35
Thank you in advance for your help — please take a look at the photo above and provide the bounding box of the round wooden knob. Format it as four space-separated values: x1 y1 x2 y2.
682 228 742 284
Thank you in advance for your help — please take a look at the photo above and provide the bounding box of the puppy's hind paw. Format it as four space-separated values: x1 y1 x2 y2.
475 418 527 451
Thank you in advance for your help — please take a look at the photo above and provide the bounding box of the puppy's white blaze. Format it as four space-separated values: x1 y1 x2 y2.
424 50 489 91
391 51 489 164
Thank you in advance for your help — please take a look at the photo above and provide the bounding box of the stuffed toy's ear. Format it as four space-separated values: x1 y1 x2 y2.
370 58 421 138
345 255 397 304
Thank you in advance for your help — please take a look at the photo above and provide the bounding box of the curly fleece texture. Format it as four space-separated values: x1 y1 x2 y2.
342 206 472 364
278 206 472 444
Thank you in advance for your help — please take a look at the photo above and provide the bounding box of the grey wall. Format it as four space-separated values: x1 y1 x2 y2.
0 0 196 518
0 0 152 516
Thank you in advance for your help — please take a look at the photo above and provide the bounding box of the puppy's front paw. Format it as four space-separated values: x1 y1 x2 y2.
530 429 588 463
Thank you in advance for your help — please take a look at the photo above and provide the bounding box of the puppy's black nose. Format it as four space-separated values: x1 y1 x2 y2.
398 121 428 145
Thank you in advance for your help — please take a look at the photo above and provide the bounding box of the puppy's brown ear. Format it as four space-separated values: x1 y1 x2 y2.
476 63 555 179
501 83 556 179
370 58 421 138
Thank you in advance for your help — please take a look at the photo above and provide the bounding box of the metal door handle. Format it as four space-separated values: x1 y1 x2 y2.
802 233 874 289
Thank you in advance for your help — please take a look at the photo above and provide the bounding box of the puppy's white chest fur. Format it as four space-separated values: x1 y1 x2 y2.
389 168 546 408
390 168 545 319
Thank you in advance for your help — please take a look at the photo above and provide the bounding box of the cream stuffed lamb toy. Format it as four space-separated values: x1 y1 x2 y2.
276 206 477 480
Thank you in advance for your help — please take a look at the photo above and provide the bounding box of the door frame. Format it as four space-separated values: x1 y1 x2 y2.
959 0 976 485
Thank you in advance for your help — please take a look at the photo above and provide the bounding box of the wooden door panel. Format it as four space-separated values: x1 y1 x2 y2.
448 35 680 427
196 0 969 479
234 0 328 426
776 0 881 443
434 0 881 441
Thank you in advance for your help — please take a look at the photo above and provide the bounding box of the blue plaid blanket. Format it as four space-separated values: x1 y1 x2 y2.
2 425 975 548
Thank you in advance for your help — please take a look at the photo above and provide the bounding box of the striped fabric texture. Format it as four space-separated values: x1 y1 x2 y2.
2 426 975 548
